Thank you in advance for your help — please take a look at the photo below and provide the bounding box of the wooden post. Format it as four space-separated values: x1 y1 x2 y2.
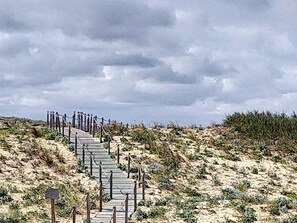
55 112 59 130
58 116 61 133
127 153 131 178
47 111 49 127
100 125 103 143
90 152 93 176
134 181 137 212
125 193 128 223
84 113 87 131
117 145 120 164
86 193 90 223
108 136 111 155
87 114 90 132
62 116 65 137
112 206 116 223
99 181 103 212
138 168 141 184
92 118 95 137
49 112 52 128
110 170 113 199
68 122 71 140
99 162 102 183
72 206 76 223
126 123 129 129
142 172 145 200
51 199 55 223
72 112 75 128
90 114 93 134
82 144 85 166
75 133 78 156
108 119 111 125
81 113 83 130
77 112 80 129
64 113 67 125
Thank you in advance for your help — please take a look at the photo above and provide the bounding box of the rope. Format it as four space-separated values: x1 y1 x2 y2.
64 195 87 223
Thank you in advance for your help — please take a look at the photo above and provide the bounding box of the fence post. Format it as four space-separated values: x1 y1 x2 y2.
78 112 80 129
72 206 76 223
51 198 55 223
92 118 95 137
107 136 111 155
126 123 129 129
84 113 87 131
108 119 111 125
138 168 141 186
47 111 49 127
49 112 52 128
99 162 102 183
134 181 137 212
100 125 103 143
75 133 77 156
113 206 116 223
86 193 90 223
68 122 71 140
125 193 128 223
62 116 65 137
110 170 113 199
142 172 145 200
90 152 93 176
64 113 66 125
72 112 75 128
58 116 61 133
81 113 84 130
127 153 131 178
55 112 59 130
99 181 103 212
82 144 85 166
87 114 90 132
117 145 120 164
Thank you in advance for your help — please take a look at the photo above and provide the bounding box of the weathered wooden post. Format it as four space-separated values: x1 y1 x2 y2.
90 152 93 176
117 145 120 164
75 133 78 156
127 153 131 178
72 206 76 223
142 172 145 200
134 181 137 212
55 112 59 130
82 144 85 166
45 188 59 223
99 162 102 183
72 112 75 128
49 112 52 128
107 136 111 155
89 114 93 134
86 193 90 223
108 119 111 125
77 112 80 129
92 118 95 137
46 111 48 126
68 122 71 140
99 181 103 212
138 168 141 183
62 116 65 137
125 193 129 223
84 113 87 131
126 123 129 129
81 113 83 130
87 114 90 132
52 112 55 129
110 170 113 199
100 124 103 143
112 206 116 223
58 116 61 133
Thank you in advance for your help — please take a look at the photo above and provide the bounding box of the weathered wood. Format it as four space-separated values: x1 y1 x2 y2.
90 152 93 176
142 172 145 200
100 125 103 143
108 136 111 155
72 206 76 223
99 162 102 183
113 206 116 223
55 112 59 130
86 193 90 223
51 199 55 223
127 154 131 178
110 170 113 199
99 181 103 212
117 145 120 164
134 181 137 212
87 114 90 132
75 133 78 156
68 122 71 140
125 193 128 223
72 112 75 128
82 144 85 165
47 111 49 127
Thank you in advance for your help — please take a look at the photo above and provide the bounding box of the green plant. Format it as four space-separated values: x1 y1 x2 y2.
0 187 13 204
148 207 166 218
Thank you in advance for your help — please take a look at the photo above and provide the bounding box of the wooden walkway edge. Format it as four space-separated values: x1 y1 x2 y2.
69 128 143 223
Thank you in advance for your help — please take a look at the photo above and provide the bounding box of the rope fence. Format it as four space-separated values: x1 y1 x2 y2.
46 111 145 223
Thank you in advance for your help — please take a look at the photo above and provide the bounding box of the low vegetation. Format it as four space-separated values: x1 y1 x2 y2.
0 116 100 222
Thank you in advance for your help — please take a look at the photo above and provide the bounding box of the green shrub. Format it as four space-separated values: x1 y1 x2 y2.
0 187 13 204
148 207 165 218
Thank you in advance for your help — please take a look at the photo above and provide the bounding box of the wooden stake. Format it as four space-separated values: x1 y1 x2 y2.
125 193 128 223
113 206 116 223
99 181 103 212
75 133 77 156
72 206 76 223
127 153 131 178
90 152 93 176
110 170 113 199
117 145 120 164
134 181 137 212
51 199 55 223
86 193 90 223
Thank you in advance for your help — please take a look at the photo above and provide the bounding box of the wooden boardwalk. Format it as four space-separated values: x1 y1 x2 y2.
69 128 143 223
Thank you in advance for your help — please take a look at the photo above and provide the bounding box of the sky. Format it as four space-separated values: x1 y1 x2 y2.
0 0 297 125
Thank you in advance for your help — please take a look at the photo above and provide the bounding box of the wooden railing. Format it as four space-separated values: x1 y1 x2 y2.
46 111 145 223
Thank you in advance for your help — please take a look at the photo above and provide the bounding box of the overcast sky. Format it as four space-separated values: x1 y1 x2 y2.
0 0 296 125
